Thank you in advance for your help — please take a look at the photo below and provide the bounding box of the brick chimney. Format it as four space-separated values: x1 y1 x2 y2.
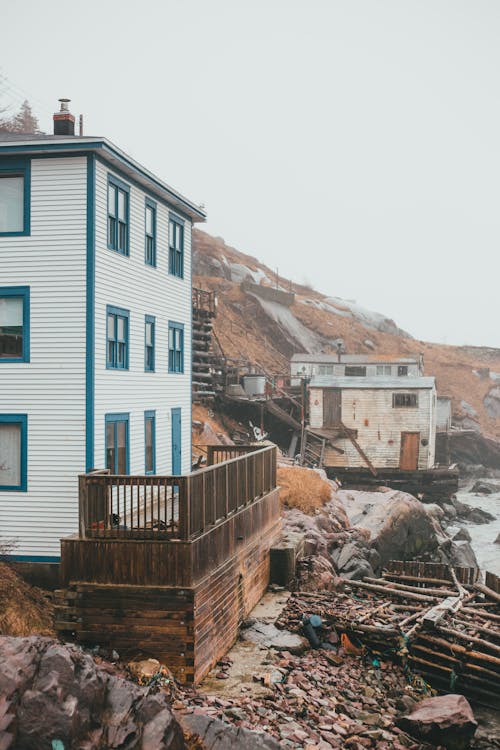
53 98 75 136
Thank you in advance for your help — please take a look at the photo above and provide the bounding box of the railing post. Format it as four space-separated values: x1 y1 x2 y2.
78 475 86 538
179 476 190 540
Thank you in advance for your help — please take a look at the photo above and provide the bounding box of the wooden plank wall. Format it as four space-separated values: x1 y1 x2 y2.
193 498 281 682
56 584 196 682
55 488 281 684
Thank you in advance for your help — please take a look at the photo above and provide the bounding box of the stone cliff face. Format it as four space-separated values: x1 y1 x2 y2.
193 229 500 444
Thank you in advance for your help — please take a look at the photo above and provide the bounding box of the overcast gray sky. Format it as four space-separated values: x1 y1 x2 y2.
2 0 499 347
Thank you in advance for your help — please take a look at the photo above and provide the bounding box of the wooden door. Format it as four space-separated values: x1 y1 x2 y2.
323 389 341 428
400 432 420 470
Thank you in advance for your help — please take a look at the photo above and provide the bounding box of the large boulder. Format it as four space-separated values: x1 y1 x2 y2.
337 489 445 569
177 712 281 749
397 694 477 749
470 479 500 494
0 636 184 750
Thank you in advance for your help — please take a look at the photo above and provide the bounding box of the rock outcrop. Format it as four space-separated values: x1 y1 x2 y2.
337 489 446 569
397 694 477 749
0 636 184 750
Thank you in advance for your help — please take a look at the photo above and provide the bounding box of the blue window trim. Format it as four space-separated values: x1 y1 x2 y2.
0 414 28 491
169 214 185 279
144 410 156 475
0 286 30 363
0 158 31 237
106 305 130 370
104 412 130 474
168 321 184 374
144 197 157 267
145 314 155 372
107 173 130 256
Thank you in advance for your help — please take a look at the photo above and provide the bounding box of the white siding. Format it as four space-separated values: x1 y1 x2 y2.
312 386 436 469
0 157 87 556
292 360 421 384
93 160 192 475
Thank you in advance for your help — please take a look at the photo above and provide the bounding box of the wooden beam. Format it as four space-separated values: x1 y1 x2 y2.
340 422 378 476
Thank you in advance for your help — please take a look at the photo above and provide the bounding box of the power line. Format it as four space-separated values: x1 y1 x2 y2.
0 69 54 119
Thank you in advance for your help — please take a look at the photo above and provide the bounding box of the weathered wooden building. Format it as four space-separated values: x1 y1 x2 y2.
308 376 437 470
291 353 424 386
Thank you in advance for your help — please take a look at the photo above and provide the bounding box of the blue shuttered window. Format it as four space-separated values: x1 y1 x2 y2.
107 175 129 255
169 215 184 278
0 158 30 236
168 321 184 373
0 414 28 491
145 198 157 267
105 413 129 474
106 306 129 369
145 315 155 372
145 410 156 474
0 286 30 363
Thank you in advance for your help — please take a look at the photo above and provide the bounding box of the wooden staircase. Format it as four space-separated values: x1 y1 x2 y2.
192 288 217 401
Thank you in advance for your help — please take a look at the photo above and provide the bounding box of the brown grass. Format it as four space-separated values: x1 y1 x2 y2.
278 466 332 514
0 562 54 637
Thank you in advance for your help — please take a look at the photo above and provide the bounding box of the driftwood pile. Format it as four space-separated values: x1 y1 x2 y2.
277 561 500 710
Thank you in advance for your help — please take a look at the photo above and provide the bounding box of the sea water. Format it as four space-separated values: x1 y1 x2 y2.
453 485 500 575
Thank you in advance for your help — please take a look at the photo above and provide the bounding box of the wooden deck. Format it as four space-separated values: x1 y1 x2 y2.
55 444 282 683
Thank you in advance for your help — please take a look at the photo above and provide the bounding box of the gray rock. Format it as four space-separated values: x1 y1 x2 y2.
484 387 500 419
471 480 500 494
177 712 281 749
397 694 477 750
452 528 472 542
441 503 457 519
448 541 479 568
467 507 496 524
494 533 500 545
240 622 307 654
338 489 444 569
0 636 184 750
460 400 478 418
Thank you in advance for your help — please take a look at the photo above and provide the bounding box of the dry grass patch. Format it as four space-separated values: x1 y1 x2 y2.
278 465 332 514
0 562 54 637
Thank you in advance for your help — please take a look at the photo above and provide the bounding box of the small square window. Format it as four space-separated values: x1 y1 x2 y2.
169 216 184 278
0 414 27 491
345 365 366 376
168 321 184 373
393 392 418 408
106 306 129 369
0 287 30 363
398 365 409 376
376 365 392 376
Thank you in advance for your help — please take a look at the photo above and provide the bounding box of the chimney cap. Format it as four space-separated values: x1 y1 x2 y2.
58 98 71 112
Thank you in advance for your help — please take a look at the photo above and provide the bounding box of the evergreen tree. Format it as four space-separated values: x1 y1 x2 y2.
0 99 43 134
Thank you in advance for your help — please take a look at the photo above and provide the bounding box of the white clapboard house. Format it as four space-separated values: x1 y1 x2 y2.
0 100 205 561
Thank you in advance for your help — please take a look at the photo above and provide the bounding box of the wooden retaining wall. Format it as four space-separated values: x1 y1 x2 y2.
55 487 281 683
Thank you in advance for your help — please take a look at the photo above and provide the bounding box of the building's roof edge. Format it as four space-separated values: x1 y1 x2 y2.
0 135 206 223
291 353 421 364
310 376 436 389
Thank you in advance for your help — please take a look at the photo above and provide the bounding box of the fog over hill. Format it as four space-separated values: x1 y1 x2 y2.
193 229 500 442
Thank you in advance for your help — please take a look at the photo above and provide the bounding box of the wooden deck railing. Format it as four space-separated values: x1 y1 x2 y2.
79 444 277 541
192 287 217 316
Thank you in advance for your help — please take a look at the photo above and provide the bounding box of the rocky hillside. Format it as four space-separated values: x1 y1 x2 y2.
193 229 500 441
